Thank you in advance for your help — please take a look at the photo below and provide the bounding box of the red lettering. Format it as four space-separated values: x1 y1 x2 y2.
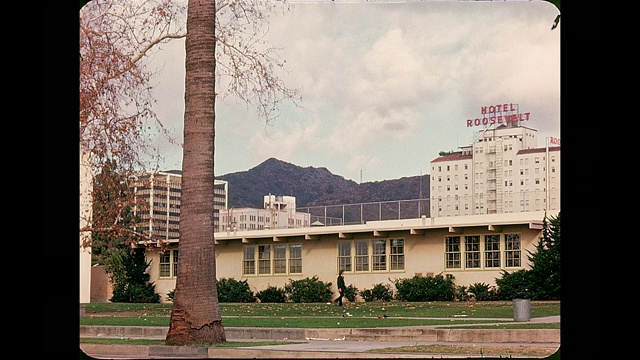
467 105 530 127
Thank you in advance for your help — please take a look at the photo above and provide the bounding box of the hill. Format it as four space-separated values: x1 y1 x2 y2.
217 158 430 210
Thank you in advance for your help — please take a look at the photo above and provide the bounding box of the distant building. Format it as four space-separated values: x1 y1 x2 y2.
130 171 228 239
430 124 560 217
220 194 311 231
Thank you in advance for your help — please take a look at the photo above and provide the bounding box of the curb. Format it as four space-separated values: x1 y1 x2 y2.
80 325 560 343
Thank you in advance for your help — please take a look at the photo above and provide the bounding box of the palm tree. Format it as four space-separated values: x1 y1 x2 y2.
165 0 225 345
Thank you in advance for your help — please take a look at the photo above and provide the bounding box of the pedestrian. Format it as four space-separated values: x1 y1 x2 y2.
335 269 347 306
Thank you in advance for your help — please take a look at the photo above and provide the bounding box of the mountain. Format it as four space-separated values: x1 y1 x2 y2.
217 158 430 210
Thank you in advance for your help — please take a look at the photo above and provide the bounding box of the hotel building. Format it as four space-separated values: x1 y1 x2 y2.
430 123 560 217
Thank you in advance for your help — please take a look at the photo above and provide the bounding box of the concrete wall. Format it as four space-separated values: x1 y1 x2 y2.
91 265 113 303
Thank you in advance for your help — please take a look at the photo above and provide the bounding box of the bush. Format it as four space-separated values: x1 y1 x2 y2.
495 269 531 300
217 278 256 303
284 276 333 303
111 283 160 303
467 282 498 301
344 284 359 302
361 283 393 302
256 286 287 303
393 273 456 301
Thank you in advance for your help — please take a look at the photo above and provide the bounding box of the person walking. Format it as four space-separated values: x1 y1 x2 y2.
335 270 347 306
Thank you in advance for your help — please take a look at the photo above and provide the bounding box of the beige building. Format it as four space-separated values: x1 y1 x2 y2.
143 210 557 303
430 124 560 217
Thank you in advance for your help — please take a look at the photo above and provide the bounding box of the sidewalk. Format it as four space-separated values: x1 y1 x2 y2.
80 316 560 359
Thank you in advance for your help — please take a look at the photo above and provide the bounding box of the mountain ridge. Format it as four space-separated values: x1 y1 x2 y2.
216 158 430 210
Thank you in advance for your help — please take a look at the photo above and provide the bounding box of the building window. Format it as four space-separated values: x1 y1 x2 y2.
159 249 178 278
243 245 256 275
289 244 302 274
372 239 387 271
258 245 271 274
355 240 369 272
338 241 352 272
484 235 500 268
390 238 405 270
465 235 481 268
505 233 521 267
244 243 303 275
274 244 287 274
338 239 404 273
445 236 461 269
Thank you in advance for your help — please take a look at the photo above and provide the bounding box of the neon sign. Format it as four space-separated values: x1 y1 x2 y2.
466 103 531 127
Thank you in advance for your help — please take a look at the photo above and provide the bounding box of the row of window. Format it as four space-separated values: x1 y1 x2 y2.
158 234 522 278
444 234 521 269
434 155 557 173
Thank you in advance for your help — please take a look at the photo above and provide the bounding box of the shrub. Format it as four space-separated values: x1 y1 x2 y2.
284 276 333 303
111 283 161 303
467 282 498 301
344 284 359 302
495 269 531 300
361 283 393 302
393 273 456 301
217 278 256 303
256 286 287 303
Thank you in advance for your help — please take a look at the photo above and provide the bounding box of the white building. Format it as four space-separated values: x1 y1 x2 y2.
220 194 311 232
430 124 560 217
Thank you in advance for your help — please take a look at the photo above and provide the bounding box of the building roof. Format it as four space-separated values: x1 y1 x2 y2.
430 154 473 163
138 210 559 247
517 146 560 155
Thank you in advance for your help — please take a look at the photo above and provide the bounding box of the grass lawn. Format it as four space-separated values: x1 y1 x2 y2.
80 300 559 328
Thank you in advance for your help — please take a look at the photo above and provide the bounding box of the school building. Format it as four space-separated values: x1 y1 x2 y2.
144 209 557 303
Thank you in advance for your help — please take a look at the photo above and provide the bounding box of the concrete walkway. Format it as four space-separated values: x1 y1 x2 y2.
80 315 560 359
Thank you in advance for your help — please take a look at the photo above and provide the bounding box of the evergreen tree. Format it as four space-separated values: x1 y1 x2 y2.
105 247 160 303
526 211 561 300
92 160 159 303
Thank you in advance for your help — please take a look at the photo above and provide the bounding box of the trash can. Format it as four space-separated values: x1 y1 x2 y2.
513 298 530 321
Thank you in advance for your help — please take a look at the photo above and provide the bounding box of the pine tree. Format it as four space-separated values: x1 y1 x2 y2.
526 212 561 300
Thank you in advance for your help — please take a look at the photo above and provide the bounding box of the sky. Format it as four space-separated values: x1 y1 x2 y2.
145 0 560 183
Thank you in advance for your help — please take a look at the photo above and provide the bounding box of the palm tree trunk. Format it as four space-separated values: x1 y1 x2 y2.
165 0 225 346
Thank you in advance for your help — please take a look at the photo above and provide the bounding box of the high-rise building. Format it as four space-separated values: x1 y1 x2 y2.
430 124 560 217
130 171 228 239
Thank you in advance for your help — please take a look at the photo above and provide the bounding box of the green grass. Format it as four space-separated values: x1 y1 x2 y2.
81 300 559 329
80 338 298 347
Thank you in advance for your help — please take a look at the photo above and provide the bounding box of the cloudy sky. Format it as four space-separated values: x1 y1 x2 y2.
146 0 560 183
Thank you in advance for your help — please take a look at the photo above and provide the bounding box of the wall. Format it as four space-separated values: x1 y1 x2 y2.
90 265 113 303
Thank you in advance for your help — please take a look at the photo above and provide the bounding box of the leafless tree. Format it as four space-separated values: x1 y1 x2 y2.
80 0 186 174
